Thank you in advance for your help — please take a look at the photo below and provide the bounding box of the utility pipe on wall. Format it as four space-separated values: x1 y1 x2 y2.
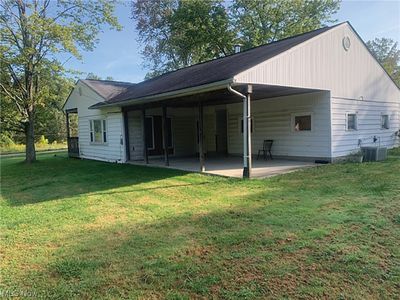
227 84 252 178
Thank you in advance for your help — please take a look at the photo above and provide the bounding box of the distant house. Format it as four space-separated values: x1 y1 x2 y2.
63 22 400 178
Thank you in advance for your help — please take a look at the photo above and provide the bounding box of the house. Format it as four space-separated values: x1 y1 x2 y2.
63 22 400 178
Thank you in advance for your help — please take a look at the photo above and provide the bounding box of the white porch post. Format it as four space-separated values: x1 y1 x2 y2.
198 102 205 172
243 85 252 178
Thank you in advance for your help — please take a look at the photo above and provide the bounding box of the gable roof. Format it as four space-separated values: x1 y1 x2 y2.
80 79 135 100
90 23 345 109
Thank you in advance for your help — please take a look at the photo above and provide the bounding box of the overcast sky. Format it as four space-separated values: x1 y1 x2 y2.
64 0 400 83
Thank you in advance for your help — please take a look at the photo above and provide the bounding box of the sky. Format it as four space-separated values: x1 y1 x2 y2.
65 0 400 83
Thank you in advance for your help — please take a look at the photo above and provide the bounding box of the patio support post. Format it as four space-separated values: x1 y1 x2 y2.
123 109 130 161
162 105 169 166
142 108 149 164
243 85 252 178
198 102 205 172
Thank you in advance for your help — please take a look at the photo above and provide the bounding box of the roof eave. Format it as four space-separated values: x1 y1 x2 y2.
89 78 235 109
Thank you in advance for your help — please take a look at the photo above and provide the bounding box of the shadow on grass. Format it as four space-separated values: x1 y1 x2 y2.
4 152 400 298
26 196 399 300
1 153 209 206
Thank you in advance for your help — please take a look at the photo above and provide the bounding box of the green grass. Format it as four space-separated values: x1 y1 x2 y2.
0 142 67 154
1 150 399 299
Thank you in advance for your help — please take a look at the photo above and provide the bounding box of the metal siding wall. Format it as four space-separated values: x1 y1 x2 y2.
78 112 125 162
235 23 399 102
227 92 331 158
66 82 125 162
331 98 400 157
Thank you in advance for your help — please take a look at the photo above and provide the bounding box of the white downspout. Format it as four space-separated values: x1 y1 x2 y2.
227 84 252 178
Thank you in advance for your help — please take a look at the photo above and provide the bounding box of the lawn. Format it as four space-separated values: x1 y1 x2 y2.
1 150 399 299
0 142 67 155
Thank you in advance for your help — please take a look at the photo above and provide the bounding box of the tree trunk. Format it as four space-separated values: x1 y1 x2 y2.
25 114 36 163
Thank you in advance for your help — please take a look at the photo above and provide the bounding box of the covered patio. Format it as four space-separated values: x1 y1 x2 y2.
117 83 325 179
129 156 317 179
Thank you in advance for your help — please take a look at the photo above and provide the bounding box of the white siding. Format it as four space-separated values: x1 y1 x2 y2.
227 92 331 159
331 98 400 157
235 23 399 102
64 82 126 162
234 22 400 158
79 112 125 162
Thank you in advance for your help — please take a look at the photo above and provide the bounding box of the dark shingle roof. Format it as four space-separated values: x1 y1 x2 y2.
91 23 343 108
81 79 135 100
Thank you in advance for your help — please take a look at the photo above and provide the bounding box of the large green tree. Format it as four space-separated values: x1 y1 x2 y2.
131 0 340 78
0 65 74 145
367 38 400 86
0 0 120 163
132 0 235 78
231 0 340 49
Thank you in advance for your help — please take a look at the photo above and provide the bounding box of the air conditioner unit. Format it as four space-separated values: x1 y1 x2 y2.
361 146 387 162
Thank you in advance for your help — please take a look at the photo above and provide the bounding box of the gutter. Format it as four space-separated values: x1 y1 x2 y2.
90 79 234 109
227 83 252 178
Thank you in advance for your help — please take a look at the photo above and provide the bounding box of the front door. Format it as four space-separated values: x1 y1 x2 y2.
215 109 227 155
145 116 173 156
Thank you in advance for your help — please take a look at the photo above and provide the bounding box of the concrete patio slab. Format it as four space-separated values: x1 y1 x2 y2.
129 156 317 178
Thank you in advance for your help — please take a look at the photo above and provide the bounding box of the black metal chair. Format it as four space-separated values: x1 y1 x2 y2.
257 139 273 160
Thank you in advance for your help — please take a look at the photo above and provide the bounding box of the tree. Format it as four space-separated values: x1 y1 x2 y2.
0 0 121 163
131 0 340 78
367 38 400 86
86 72 102 80
86 73 115 81
132 0 235 78
0 67 74 145
231 0 340 49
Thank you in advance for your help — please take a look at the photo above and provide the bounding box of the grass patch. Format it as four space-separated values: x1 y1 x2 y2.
0 142 67 154
1 149 399 299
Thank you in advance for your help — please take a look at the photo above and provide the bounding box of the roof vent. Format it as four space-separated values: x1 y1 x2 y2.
234 44 242 53
342 36 351 51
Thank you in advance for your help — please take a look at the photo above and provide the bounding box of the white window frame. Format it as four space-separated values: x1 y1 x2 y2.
291 112 313 133
345 112 358 131
89 119 107 144
238 117 254 134
380 113 390 130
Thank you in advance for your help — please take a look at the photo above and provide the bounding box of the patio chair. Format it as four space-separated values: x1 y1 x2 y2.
257 139 273 160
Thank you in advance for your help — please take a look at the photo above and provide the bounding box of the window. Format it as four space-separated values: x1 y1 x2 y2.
90 119 107 143
145 117 154 149
292 114 312 132
346 113 357 131
381 114 389 129
240 118 254 133
145 116 172 150
166 117 173 148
